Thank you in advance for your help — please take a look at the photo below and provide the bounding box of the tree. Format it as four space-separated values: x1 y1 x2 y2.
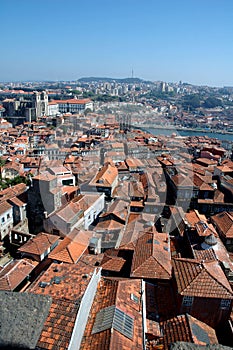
84 108 92 116
203 97 223 108
182 94 201 110
72 90 82 95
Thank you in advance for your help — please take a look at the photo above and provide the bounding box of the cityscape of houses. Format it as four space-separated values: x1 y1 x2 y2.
0 78 233 349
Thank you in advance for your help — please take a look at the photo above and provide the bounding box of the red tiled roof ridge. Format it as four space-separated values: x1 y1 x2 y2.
0 259 36 291
0 273 11 290
67 241 86 263
172 258 204 295
48 237 72 257
151 251 171 275
211 211 233 237
173 258 233 298
162 314 193 346
131 232 171 279
3 259 35 276
203 261 233 296
149 232 171 275
18 232 59 255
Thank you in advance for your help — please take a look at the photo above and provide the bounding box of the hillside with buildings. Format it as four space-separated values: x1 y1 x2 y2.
0 83 233 349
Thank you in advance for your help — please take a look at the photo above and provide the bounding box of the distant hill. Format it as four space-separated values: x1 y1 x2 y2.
78 77 150 84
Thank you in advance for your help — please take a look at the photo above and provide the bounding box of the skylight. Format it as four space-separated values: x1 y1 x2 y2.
92 305 134 340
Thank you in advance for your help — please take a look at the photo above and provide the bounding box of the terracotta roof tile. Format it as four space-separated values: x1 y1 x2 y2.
37 298 80 350
211 211 233 239
28 261 94 301
162 314 218 349
8 196 26 207
173 258 233 299
95 219 124 231
0 201 12 215
18 232 59 256
80 278 143 350
185 210 207 228
131 232 172 279
119 214 153 250
101 199 129 222
91 162 118 187
101 250 126 272
0 258 37 291
48 236 88 264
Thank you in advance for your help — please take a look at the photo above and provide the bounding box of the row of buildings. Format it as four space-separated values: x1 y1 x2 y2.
1 91 93 124
0 104 233 349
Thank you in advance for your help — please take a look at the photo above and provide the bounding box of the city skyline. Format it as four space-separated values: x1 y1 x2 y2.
1 0 233 87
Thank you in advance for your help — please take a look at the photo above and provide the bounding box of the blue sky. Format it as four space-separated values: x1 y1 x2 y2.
1 0 233 86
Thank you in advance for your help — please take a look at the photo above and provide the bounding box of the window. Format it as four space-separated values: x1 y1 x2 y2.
7 213 10 219
182 296 193 307
131 293 139 303
1 217 5 224
220 299 231 309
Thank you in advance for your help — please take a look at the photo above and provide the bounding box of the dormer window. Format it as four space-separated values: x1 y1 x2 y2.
220 299 231 309
182 296 193 307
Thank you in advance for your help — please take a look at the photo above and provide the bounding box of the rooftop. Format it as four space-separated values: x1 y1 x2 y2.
131 231 172 279
80 278 143 350
18 232 60 257
173 258 233 299
162 313 218 350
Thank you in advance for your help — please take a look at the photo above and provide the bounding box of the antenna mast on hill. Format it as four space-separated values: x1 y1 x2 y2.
132 69 134 79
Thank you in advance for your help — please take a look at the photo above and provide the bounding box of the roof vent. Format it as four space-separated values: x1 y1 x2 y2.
39 281 49 288
51 276 61 284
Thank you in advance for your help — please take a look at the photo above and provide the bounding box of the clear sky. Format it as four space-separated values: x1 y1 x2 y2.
1 0 233 86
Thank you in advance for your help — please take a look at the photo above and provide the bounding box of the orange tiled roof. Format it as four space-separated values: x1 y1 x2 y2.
37 297 80 350
0 259 37 291
193 247 217 262
129 181 144 198
100 199 129 222
173 258 233 299
54 98 92 104
8 196 26 207
211 211 233 239
0 201 12 215
162 314 218 349
131 231 172 279
119 216 145 250
95 219 124 231
28 261 94 301
91 162 118 187
101 255 126 272
172 173 194 187
33 172 56 181
185 210 207 228
48 236 88 264
80 278 143 350
101 249 126 272
18 232 59 256
195 221 217 238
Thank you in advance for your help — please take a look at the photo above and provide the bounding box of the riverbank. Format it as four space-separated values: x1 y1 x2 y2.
134 124 233 135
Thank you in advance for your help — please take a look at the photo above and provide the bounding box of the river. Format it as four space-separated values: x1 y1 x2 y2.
145 128 233 142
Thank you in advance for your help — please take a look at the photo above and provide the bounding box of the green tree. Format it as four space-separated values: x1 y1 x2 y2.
203 97 223 108
182 94 201 110
84 108 92 116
